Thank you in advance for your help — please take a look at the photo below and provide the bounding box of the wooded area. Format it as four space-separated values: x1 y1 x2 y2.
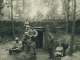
0 0 80 57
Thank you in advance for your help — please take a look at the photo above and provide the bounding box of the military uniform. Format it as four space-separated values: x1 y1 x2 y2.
22 34 30 50
61 43 69 56
9 37 22 55
30 41 36 55
54 45 63 57
26 39 31 53
47 39 54 59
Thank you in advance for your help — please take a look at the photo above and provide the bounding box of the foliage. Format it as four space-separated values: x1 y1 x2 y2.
0 21 25 38
67 19 80 34
1 0 80 22
57 34 71 44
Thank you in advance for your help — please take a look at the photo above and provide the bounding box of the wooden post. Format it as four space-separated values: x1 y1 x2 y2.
43 32 45 50
69 0 76 56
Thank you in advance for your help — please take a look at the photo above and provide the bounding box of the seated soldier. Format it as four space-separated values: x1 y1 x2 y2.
61 43 69 56
9 37 22 55
54 44 63 57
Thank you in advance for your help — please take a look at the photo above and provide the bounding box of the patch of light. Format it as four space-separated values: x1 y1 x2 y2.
39 5 49 16
13 1 16 5
28 0 50 19
29 5 38 19
57 0 63 15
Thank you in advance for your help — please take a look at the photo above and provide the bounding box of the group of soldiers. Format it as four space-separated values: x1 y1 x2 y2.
9 23 38 56
47 33 69 59
22 25 38 55
9 21 69 60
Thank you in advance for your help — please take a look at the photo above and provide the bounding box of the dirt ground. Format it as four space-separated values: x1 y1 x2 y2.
0 41 29 60
0 41 50 60
0 41 80 60
61 51 80 60
0 41 16 60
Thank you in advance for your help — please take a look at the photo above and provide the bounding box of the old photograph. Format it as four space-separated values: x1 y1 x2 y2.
0 0 80 60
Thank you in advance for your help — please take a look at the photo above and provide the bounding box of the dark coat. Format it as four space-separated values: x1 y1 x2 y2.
47 39 54 48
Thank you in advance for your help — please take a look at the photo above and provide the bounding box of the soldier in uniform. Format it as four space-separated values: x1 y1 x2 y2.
47 36 54 59
22 34 30 51
31 37 36 55
54 44 64 57
26 38 31 54
61 43 69 56
22 24 30 51
9 37 22 55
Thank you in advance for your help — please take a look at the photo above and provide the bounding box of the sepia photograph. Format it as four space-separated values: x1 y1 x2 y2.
0 0 80 60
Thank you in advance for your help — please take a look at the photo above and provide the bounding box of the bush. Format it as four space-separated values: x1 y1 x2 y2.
57 34 71 44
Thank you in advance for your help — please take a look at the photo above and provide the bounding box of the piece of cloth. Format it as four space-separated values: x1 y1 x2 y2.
54 46 63 57
55 47 63 51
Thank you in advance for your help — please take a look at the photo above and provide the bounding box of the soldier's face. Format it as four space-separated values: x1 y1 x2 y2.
27 27 30 30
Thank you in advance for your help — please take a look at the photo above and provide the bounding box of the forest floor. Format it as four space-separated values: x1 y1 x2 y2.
0 40 80 60
0 41 50 60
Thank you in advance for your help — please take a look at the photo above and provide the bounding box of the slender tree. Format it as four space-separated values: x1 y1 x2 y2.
69 0 76 56
62 0 70 33
11 0 15 37
0 0 3 15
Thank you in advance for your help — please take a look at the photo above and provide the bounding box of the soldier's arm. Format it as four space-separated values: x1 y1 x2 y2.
27 30 32 37
34 30 38 37
18 41 22 48
12 42 16 48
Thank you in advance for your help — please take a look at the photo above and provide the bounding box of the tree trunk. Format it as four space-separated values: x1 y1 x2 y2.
66 0 70 33
69 0 76 56
11 0 15 37
23 0 25 21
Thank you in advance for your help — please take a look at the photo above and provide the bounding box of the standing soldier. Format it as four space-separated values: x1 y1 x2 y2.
22 21 30 51
28 27 38 38
30 39 36 56
26 38 31 54
22 35 26 50
22 34 30 51
47 33 54 59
